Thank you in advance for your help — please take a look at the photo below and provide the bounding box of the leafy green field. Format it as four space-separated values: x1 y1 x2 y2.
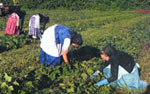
0 9 150 94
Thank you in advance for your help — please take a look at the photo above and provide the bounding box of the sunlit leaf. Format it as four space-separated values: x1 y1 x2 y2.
8 86 14 91
1 82 7 88
67 87 74 93
5 73 12 82
13 80 19 86
26 81 34 88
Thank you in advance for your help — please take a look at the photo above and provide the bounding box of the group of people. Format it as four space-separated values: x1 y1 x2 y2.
4 11 148 91
39 24 148 91
4 11 49 37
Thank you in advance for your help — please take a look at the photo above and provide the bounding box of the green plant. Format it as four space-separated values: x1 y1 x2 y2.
0 73 19 94
0 10 149 94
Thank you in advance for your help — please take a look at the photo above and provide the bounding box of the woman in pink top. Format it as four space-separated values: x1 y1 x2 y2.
5 11 20 35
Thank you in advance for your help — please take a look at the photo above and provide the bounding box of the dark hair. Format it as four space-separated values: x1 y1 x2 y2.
13 9 19 15
38 13 43 17
38 13 43 21
101 44 116 57
71 32 83 46
38 13 49 23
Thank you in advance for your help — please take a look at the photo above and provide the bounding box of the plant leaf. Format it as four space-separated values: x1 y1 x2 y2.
5 73 12 82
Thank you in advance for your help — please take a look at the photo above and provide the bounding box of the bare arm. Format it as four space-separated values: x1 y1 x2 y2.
62 49 70 65
62 38 71 65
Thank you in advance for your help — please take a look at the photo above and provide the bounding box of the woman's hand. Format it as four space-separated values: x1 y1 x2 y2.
96 70 100 73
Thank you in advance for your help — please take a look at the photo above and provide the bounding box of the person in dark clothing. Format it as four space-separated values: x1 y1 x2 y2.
90 44 147 90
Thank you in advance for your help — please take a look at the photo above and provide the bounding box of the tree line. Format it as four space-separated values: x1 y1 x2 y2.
0 0 150 10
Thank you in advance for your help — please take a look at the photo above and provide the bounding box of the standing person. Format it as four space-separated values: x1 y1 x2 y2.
90 44 147 90
40 24 82 66
5 11 20 35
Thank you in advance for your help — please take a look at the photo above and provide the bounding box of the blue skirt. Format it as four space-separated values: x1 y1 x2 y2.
40 49 61 66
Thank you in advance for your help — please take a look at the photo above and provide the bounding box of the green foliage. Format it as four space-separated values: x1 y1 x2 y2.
0 10 149 94
0 0 13 5
16 0 150 10
0 16 7 32
0 32 32 52
0 73 19 94
0 0 150 10
13 0 19 6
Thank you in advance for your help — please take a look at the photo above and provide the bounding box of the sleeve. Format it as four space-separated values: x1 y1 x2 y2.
62 38 71 51
107 57 119 83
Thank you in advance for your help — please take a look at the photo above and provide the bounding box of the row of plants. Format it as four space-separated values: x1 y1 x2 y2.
0 32 33 53
22 10 142 32
1 0 149 10
81 15 150 57
64 12 142 32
